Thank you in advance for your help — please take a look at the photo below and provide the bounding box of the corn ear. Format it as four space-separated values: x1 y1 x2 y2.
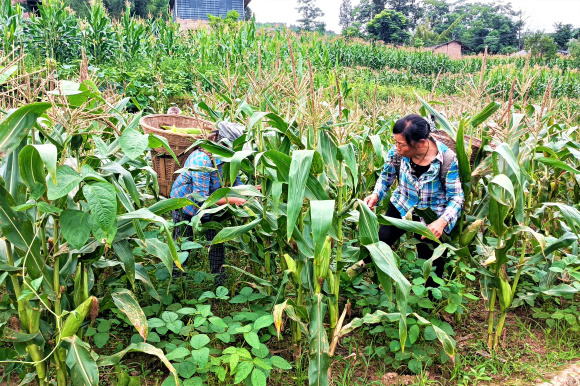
60 296 96 339
460 219 484 247
315 236 332 282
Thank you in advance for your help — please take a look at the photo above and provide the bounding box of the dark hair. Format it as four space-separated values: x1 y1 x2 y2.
392 114 434 147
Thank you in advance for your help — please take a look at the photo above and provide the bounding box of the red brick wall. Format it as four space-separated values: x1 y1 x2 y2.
432 42 462 59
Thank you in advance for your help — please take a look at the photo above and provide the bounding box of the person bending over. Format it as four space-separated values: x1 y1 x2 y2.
353 114 464 285
171 122 246 285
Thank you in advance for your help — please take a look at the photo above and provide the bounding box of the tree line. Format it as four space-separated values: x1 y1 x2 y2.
298 0 580 58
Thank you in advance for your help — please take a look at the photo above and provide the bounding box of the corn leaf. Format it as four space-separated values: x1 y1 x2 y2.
308 293 330 386
0 102 51 158
111 288 148 340
287 150 314 241
64 336 99 386
378 215 440 244
310 200 335 257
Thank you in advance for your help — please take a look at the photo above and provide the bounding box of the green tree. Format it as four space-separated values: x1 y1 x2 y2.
339 0 353 30
147 0 169 17
244 5 253 21
296 0 325 32
552 22 574 50
483 29 500 53
385 0 422 24
366 9 410 44
525 32 558 59
569 38 580 60
208 10 241 32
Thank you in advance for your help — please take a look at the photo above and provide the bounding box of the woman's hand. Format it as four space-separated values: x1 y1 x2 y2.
363 193 379 210
423 218 447 239
228 197 247 207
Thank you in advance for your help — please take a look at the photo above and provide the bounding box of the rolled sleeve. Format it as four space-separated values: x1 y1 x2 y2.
373 146 398 203
440 157 464 233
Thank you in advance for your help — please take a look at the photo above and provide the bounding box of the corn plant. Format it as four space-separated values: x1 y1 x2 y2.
0 78 189 385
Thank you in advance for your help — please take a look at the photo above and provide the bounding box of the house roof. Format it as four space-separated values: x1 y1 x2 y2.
245 0 251 6
429 40 464 50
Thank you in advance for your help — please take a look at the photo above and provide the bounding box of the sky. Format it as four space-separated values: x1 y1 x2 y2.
249 0 580 35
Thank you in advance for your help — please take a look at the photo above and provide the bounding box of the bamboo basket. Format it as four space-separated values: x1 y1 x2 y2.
140 114 214 197
431 130 483 164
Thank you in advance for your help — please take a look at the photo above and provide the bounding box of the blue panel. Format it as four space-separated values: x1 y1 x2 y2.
176 0 244 20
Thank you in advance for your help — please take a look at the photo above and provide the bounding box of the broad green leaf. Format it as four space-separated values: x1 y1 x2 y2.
339 310 402 336
101 162 140 207
270 356 292 370
3 140 27 204
165 347 190 361
191 347 210 368
470 101 501 128
135 263 161 301
0 65 17 85
229 150 254 187
308 293 329 386
542 284 580 296
379 215 440 243
120 127 148 161
287 150 314 241
414 314 455 360
263 150 329 201
416 95 456 137
141 238 173 273
60 210 92 250
251 368 267 386
310 200 335 257
365 242 410 353
537 157 580 175
64 335 99 386
47 165 82 200
488 174 515 206
149 134 179 163
455 120 471 191
148 198 193 214
0 102 51 158
191 334 210 350
338 143 358 187
0 185 53 293
234 361 254 384
96 342 178 384
493 143 521 185
212 218 261 244
18 145 53 191
111 289 148 340
83 182 117 235
253 315 274 331
244 332 261 349
113 240 135 289
357 200 379 245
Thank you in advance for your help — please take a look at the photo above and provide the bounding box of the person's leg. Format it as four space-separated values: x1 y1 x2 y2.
363 202 406 264
172 210 193 240
205 227 226 285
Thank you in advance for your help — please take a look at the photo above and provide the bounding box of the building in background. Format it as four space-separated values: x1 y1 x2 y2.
170 0 250 25
427 40 464 59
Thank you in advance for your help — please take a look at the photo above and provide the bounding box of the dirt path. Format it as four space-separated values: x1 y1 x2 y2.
538 363 580 385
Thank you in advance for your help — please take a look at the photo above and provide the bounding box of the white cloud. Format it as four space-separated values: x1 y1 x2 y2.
249 0 580 34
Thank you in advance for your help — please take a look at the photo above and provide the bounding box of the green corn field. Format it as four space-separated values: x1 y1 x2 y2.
1 0 580 385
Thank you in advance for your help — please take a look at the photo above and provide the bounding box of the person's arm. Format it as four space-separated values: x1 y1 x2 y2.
372 146 398 203
439 155 465 233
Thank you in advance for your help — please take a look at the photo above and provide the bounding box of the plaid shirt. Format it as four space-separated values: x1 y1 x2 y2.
171 150 242 217
373 139 464 233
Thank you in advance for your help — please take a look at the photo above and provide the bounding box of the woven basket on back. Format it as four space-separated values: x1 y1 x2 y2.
140 114 214 197
431 130 483 164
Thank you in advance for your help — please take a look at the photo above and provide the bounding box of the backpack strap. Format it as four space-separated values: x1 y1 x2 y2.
439 148 455 191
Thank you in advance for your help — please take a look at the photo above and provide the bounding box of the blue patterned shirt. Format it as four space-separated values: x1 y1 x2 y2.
170 150 242 216
372 139 464 233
